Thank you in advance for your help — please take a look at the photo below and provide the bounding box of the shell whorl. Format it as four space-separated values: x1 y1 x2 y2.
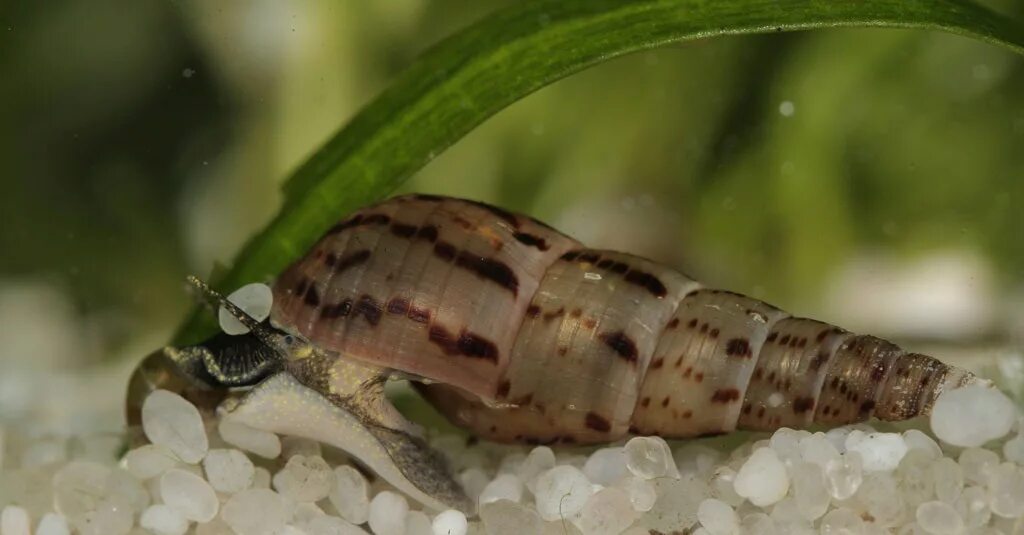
271 195 975 445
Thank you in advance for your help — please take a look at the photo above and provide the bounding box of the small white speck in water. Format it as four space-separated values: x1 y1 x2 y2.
779 100 795 116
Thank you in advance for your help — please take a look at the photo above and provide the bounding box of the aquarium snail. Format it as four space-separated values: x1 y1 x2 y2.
127 194 979 513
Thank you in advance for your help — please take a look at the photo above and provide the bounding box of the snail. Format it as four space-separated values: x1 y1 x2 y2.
126 194 979 513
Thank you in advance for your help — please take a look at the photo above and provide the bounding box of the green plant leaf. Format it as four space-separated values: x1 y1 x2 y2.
174 0 1024 344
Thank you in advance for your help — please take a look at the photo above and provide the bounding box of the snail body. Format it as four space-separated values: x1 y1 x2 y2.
129 194 976 512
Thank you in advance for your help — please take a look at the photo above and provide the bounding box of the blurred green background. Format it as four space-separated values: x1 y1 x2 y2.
1 0 1022 393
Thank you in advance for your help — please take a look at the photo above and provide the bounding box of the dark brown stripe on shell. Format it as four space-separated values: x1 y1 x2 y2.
584 412 612 433
416 225 439 242
454 251 519 295
354 295 382 326
623 270 668 298
433 241 457 261
428 325 499 362
457 332 499 361
332 250 372 274
390 223 417 238
599 331 638 362
512 231 550 251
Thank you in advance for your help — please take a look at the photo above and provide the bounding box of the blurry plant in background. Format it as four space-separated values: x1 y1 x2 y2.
0 0 1022 431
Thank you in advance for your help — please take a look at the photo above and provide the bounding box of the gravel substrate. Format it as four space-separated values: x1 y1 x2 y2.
2 382 1024 535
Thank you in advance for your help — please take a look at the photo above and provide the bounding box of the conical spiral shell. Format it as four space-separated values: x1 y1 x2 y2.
270 195 976 445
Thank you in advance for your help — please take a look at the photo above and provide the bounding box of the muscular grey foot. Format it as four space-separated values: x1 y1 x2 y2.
222 372 473 514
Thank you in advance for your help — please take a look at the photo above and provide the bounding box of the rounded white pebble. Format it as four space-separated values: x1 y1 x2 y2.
617 476 657 512
844 431 908 472
533 465 594 521
957 485 990 527
140 504 189 535
457 468 489 503
219 282 274 335
222 488 291 535
478 473 523 505
798 433 840 468
824 451 863 500
733 448 789 507
124 444 179 480
35 513 70 535
930 384 1016 447
517 446 556 493
1 505 30 535
160 468 219 522
958 447 999 485
203 448 255 493
272 454 333 502
987 462 1024 518
52 460 110 522
329 465 370 525
142 390 209 464
574 487 638 535
368 491 408 535
790 461 829 520
697 498 739 535
902 429 943 459
916 501 964 534
431 510 467 535
624 436 679 480
583 447 629 486
479 500 543 535
217 417 282 459
931 457 963 503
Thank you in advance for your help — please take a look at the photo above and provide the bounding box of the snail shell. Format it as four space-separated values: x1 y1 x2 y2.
264 194 976 445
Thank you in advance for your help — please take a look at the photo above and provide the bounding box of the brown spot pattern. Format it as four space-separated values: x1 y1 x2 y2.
599 331 638 362
793 397 815 414
584 412 612 433
354 295 382 326
386 298 410 315
711 388 741 403
725 338 751 357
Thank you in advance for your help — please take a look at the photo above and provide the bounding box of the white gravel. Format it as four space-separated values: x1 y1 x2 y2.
3 383 1024 534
